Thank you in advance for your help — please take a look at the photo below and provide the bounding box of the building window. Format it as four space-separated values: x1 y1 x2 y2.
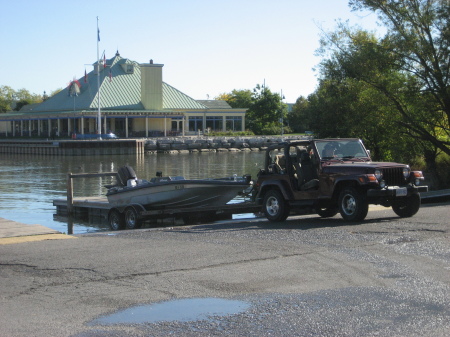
206 116 223 132
226 116 242 131
188 116 203 132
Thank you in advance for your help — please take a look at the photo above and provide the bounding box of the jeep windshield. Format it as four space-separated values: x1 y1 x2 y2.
316 139 369 160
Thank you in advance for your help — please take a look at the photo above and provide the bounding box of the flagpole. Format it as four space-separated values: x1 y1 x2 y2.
97 16 102 139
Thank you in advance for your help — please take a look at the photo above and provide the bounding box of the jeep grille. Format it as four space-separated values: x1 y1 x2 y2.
382 167 406 186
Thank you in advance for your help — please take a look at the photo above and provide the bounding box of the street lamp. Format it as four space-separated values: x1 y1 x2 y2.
280 90 285 136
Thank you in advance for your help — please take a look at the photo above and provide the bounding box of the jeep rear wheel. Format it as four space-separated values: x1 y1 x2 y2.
263 190 290 222
392 193 421 217
338 187 368 222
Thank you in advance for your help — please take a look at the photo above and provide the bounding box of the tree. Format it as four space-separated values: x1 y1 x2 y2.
288 96 309 133
0 86 15 112
218 86 287 134
0 85 43 112
215 89 253 108
246 84 286 135
320 0 450 156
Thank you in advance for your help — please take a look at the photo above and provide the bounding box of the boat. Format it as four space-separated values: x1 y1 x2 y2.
106 166 252 209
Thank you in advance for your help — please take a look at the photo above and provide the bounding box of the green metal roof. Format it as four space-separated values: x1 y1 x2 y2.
163 83 207 109
26 53 208 113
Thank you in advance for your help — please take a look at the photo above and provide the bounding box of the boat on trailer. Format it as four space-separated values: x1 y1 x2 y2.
105 166 253 229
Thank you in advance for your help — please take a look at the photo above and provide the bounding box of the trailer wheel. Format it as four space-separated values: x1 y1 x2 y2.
108 209 124 231
263 189 290 222
124 207 142 229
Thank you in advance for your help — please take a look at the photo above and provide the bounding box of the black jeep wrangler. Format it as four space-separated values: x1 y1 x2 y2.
253 138 428 222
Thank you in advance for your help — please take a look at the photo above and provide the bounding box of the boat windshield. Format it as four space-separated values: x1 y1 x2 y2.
316 140 368 160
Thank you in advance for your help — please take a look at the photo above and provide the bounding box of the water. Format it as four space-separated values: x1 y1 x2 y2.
90 298 250 325
0 151 265 234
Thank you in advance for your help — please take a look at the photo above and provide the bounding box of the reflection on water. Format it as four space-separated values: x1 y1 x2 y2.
90 298 250 325
0 151 265 234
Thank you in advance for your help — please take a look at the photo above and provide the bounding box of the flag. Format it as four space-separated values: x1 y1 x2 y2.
84 69 87 83
103 54 106 68
109 68 112 82
97 28 100 42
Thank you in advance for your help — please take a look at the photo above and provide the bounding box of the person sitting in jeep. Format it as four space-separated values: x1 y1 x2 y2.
322 142 336 159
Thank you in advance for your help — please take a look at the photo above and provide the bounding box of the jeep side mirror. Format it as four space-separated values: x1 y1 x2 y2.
366 149 371 157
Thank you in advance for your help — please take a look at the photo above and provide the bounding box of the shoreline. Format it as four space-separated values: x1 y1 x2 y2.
144 135 307 153
0 135 308 155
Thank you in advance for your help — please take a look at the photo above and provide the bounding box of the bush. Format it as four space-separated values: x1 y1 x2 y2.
208 130 255 137
259 125 293 135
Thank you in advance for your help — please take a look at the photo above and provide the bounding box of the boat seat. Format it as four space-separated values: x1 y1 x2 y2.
117 166 137 187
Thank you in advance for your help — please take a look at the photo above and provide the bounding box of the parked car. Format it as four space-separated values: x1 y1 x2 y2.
252 138 428 222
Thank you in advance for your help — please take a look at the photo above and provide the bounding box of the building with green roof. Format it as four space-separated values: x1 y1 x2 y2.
0 52 246 138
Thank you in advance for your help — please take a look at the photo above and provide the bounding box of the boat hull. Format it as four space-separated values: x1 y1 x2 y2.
106 179 249 209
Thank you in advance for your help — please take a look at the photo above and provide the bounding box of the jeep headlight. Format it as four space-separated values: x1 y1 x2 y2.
374 169 383 180
403 167 411 178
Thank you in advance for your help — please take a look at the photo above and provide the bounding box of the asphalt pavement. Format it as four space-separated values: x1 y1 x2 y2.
0 199 449 337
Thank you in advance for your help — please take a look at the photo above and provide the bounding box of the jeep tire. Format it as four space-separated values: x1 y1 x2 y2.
263 189 290 222
392 193 421 218
338 187 369 221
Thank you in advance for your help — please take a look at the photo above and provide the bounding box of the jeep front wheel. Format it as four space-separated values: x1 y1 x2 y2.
263 190 290 222
392 193 421 217
338 187 369 222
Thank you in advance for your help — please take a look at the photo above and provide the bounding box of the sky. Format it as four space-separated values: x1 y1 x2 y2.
0 0 381 103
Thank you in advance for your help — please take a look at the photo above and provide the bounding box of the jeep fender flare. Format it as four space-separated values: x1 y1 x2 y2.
331 177 366 200
257 180 294 203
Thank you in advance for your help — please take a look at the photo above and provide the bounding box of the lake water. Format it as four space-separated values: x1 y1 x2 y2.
0 151 265 234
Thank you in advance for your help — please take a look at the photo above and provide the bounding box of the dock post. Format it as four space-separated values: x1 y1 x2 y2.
67 173 74 215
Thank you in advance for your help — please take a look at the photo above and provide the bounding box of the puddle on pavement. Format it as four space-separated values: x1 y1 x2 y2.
91 298 250 325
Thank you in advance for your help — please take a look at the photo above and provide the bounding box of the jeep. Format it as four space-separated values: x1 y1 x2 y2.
253 138 428 222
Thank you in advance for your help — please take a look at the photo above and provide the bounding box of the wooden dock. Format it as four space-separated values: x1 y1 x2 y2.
0 139 145 156
53 197 111 221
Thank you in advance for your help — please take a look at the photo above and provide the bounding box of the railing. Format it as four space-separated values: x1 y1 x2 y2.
66 172 118 215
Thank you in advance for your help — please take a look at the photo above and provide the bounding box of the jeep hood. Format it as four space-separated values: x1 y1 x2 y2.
322 161 407 173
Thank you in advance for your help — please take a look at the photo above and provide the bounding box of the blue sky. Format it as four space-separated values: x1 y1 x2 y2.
0 0 381 102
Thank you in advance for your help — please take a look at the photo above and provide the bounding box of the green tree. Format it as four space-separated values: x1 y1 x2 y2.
215 89 253 108
288 96 309 133
305 53 420 162
321 0 450 156
246 84 286 135
0 86 15 112
0 85 43 112
218 86 286 134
